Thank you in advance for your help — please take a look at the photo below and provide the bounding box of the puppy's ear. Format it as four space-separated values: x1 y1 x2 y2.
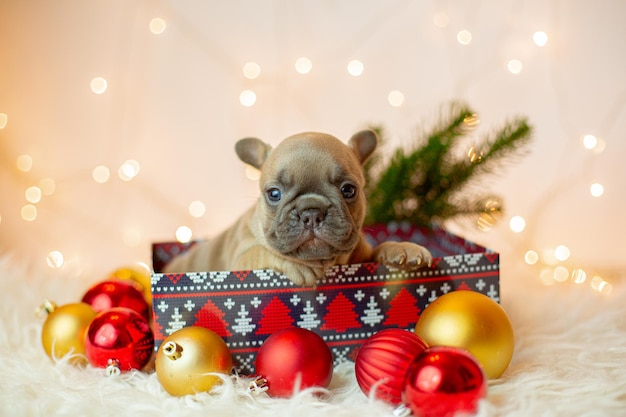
348 130 378 164
235 137 273 169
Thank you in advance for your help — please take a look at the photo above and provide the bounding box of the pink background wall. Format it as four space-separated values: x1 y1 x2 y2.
1 1 624 289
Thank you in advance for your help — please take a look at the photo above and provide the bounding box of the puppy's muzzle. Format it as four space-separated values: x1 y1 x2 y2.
295 194 331 231
300 208 326 230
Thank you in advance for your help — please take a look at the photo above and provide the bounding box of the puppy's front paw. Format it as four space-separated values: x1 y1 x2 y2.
373 241 432 270
280 263 324 287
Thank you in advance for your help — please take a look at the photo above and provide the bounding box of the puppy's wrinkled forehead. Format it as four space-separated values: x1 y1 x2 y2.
261 133 363 188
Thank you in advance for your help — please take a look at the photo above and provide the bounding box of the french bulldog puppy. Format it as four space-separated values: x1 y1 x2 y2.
164 130 432 286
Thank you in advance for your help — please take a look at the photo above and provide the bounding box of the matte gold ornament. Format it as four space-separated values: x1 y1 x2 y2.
155 326 233 396
39 300 97 365
108 266 152 307
414 291 514 379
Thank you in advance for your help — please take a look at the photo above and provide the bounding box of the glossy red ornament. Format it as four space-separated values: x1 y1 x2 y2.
82 280 151 322
403 346 487 417
84 307 154 371
255 328 333 397
355 328 428 404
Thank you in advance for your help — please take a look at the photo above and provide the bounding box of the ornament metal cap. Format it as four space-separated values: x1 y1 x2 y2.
162 341 183 360
249 377 269 394
35 299 57 317
392 404 412 417
106 359 121 377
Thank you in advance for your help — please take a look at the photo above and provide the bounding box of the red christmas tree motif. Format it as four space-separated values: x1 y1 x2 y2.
321 292 361 332
152 313 166 342
456 281 472 291
383 287 420 328
256 296 294 335
195 299 232 337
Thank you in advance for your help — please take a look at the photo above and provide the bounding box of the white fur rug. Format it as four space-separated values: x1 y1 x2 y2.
1 254 625 417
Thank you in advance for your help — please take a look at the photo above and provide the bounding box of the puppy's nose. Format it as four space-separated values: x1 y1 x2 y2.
300 208 326 230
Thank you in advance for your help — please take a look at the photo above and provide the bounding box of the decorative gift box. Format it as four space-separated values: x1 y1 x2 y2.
151 223 500 375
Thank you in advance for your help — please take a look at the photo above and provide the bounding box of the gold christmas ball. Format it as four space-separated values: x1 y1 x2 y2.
155 326 233 396
414 291 514 379
108 266 152 307
40 300 97 365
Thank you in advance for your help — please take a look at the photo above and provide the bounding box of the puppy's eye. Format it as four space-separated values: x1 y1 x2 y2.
341 184 357 199
266 188 282 202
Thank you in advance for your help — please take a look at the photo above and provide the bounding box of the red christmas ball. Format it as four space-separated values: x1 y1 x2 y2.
355 328 428 404
82 280 151 322
85 307 154 371
403 346 487 417
255 328 333 397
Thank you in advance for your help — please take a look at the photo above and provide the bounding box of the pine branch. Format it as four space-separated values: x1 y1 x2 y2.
436 117 533 197
364 102 533 228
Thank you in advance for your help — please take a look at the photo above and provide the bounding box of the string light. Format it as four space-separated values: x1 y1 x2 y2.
0 113 7 129
507 59 523 74
239 90 257 107
243 62 261 79
92 165 110 183
509 215 526 233
46 250 65 269
591 275 612 294
387 90 405 107
589 182 604 197
16 155 33 172
532 31 549 47
347 59 364 76
467 146 483 163
476 198 503 232
25 186 42 204
553 266 569 282
462 114 480 128
294 57 312 74
149 18 167 35
188 201 206 218
245 165 260 181
118 160 140 181
39 178 56 196
554 245 571 262
582 134 606 154
524 250 539 265
90 77 108 94
582 134 597 149
539 267 554 286
21 204 37 221
175 226 193 243
571 268 587 284
457 30 472 45
523 241 614 294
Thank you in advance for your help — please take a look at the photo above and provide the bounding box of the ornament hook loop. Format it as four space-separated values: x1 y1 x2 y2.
249 377 268 394
106 359 121 377
35 299 57 317
392 404 412 417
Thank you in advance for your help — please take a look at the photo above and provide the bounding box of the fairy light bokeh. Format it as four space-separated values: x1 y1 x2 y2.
0 1 624 294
